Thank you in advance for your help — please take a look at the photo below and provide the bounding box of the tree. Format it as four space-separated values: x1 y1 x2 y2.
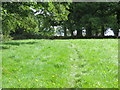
2 2 70 39
2 2 39 39
30 2 70 37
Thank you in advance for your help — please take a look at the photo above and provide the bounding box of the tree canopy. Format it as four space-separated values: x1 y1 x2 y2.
1 2 120 40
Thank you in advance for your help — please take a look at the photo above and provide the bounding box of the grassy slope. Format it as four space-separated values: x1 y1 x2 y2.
1 39 118 88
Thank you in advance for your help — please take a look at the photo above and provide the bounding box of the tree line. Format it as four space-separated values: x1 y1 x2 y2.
1 2 120 40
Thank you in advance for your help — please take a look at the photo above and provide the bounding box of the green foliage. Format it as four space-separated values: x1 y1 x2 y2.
48 2 69 21
1 2 120 38
2 35 13 41
2 39 118 88
2 2 70 39
2 2 39 39
66 2 119 36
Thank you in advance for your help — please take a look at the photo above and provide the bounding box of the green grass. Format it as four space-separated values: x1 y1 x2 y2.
1 39 118 88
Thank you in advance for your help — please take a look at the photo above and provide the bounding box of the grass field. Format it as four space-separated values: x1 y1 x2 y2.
1 39 118 88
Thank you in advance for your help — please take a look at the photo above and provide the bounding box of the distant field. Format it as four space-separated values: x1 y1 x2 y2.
1 39 118 88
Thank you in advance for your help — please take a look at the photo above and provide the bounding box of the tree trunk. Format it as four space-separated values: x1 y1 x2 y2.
70 29 74 37
86 24 92 37
114 27 119 37
69 24 74 37
116 11 120 24
101 24 105 37
95 30 98 36
69 28 74 37
77 29 82 37
63 26 67 37
115 30 118 37
38 19 41 32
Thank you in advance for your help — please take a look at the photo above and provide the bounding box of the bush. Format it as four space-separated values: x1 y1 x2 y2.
1 34 13 41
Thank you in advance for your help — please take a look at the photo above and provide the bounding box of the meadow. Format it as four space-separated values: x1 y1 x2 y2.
1 39 118 88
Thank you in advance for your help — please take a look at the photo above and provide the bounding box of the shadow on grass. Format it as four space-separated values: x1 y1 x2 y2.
0 46 10 50
2 41 38 46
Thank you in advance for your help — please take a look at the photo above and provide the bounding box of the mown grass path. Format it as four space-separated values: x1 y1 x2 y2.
68 41 82 87
1 39 118 88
